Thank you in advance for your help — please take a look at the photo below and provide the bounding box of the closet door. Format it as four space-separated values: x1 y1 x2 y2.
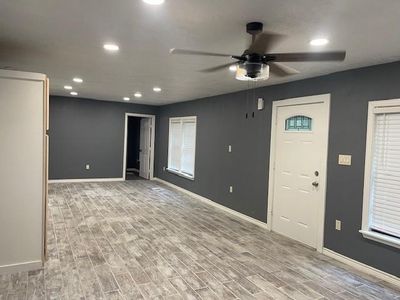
0 75 45 269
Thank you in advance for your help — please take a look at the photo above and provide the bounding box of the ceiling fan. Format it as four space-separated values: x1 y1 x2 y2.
170 22 346 81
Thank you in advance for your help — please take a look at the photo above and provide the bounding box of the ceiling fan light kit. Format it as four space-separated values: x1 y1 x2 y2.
235 63 269 81
171 22 346 82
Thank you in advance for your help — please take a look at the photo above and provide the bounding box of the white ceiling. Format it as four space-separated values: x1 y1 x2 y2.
1 0 400 105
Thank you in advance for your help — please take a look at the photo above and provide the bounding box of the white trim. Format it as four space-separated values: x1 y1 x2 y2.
360 230 400 249
322 248 400 287
49 178 123 183
361 99 400 248
267 94 331 253
0 69 46 81
167 116 197 180
166 168 194 180
361 101 377 232
0 260 43 275
152 177 270 230
123 113 156 180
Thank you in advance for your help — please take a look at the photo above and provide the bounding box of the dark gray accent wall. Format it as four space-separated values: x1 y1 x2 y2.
155 61 400 277
49 96 157 179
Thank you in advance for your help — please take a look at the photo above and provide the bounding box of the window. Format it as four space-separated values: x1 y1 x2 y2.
167 116 197 179
285 115 312 131
361 99 400 249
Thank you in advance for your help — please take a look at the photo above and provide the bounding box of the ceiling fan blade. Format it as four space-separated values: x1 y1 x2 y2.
269 62 300 77
270 51 346 62
247 32 285 55
200 62 238 73
170 48 234 57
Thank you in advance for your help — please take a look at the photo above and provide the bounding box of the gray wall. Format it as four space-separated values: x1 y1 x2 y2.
49 96 157 179
155 61 400 277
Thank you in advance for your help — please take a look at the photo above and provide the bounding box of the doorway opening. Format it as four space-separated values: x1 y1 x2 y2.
123 113 155 181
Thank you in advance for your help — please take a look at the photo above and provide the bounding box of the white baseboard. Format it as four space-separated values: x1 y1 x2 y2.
0 260 43 275
322 248 400 286
152 177 270 230
49 178 124 183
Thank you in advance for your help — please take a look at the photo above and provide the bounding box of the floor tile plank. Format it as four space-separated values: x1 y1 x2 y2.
0 181 397 300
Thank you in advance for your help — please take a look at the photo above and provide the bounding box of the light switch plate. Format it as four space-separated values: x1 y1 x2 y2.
335 220 342 231
257 98 264 110
229 186 233 193
228 145 232 153
338 154 352 166
85 164 90 170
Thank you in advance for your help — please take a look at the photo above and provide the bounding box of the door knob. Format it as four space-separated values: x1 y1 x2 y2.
312 181 319 187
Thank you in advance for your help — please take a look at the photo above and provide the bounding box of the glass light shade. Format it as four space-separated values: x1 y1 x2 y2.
235 63 270 81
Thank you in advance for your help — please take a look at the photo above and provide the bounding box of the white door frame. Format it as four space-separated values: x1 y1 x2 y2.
123 113 156 180
266 94 330 253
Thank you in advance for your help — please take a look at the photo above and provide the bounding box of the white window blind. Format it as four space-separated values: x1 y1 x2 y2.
370 113 400 238
168 117 197 179
181 121 196 175
169 121 182 171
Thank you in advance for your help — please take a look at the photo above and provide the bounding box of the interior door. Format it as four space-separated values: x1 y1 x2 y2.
272 99 329 248
139 118 151 179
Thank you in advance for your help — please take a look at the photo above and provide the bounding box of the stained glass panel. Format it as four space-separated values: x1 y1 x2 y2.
285 115 312 131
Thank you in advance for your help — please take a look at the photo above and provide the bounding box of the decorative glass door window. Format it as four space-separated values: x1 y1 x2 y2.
285 115 312 131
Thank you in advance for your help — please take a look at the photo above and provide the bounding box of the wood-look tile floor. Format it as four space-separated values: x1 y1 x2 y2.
1 181 399 300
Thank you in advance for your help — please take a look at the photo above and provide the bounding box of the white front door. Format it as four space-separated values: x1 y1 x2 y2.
139 118 151 179
270 95 329 249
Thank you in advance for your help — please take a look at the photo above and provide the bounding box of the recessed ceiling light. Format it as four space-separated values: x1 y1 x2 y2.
70 91 78 96
143 0 165 5
229 65 237 72
123 97 130 101
134 92 142 98
153 87 162 92
73 77 83 83
64 85 73 90
103 43 119 52
310 38 329 46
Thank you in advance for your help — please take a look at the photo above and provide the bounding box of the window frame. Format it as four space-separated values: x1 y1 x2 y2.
167 116 197 180
360 99 400 249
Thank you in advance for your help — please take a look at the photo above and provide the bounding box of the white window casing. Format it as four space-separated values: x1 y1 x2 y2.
360 99 400 249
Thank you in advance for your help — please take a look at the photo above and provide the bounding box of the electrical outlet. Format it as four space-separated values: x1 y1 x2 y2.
85 164 90 170
338 154 352 166
163 166 166 171
335 220 342 231
228 145 232 153
229 186 233 193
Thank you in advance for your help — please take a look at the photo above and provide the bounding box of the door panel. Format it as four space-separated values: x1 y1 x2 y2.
272 100 329 248
139 118 151 179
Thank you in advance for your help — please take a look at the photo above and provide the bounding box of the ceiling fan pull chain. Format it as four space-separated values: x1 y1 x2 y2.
246 81 250 119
